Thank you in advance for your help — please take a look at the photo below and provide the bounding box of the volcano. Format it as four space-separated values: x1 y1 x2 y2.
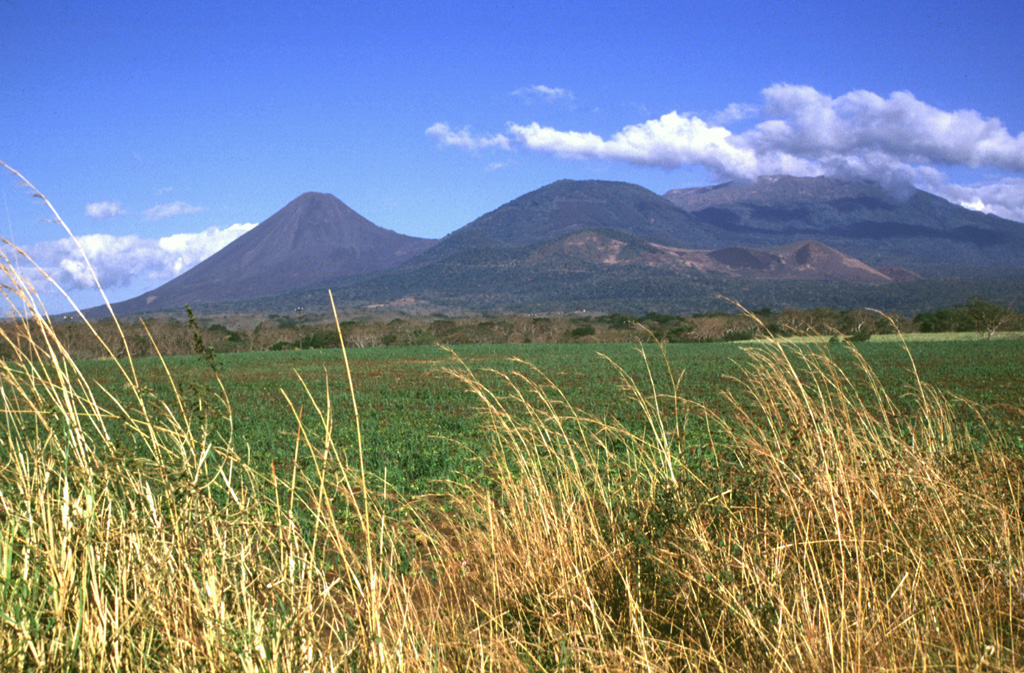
106 192 436 314
663 175 1024 274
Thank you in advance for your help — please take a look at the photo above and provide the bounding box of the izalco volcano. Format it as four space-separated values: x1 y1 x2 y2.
109 192 436 314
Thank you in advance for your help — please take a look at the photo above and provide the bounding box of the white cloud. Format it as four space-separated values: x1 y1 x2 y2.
432 84 1024 221
712 102 759 124
508 113 817 178
154 222 258 274
24 222 257 290
931 178 1024 223
505 87 1024 181
85 201 125 219
748 85 1024 172
512 84 573 103
143 201 203 221
425 123 510 150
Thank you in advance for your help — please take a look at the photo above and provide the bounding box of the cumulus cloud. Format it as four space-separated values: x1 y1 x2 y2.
512 84 573 103
143 201 203 221
748 85 1024 172
425 123 510 150
506 87 1024 181
24 223 257 290
430 84 1024 221
85 201 125 219
508 113 818 178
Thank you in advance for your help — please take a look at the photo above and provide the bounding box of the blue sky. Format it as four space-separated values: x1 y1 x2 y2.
3 0 1024 311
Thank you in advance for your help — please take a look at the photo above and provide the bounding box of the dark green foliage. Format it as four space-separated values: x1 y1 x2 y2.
964 297 1014 339
299 328 341 350
912 298 1018 339
186 305 219 373
175 261 1024 318
599 313 637 330
642 312 676 324
914 307 971 333
668 324 697 340
569 325 596 338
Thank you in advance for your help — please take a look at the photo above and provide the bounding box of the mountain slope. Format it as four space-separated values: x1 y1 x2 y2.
664 175 1024 274
366 179 903 287
405 179 723 268
277 227 952 316
272 181 917 314
106 192 436 314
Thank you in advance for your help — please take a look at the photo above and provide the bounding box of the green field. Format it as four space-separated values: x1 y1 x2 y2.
76 337 1024 494
6 323 1024 670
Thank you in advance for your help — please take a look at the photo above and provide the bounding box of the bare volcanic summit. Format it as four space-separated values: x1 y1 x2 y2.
109 192 437 314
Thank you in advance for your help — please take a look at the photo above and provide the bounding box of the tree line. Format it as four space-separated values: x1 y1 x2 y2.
3 298 1019 361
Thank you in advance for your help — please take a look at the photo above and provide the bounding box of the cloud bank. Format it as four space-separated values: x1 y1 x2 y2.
430 84 1024 222
24 222 257 290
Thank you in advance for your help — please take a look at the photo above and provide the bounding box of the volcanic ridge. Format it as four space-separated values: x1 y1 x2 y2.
100 176 1024 317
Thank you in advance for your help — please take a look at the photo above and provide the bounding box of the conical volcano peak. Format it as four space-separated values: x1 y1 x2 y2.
279 192 360 220
101 191 437 314
290 191 343 207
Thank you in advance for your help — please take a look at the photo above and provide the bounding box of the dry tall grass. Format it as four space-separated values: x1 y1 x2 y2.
1 166 1021 670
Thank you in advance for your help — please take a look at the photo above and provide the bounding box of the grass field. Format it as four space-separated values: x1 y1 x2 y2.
73 337 1024 495
2 302 1023 670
